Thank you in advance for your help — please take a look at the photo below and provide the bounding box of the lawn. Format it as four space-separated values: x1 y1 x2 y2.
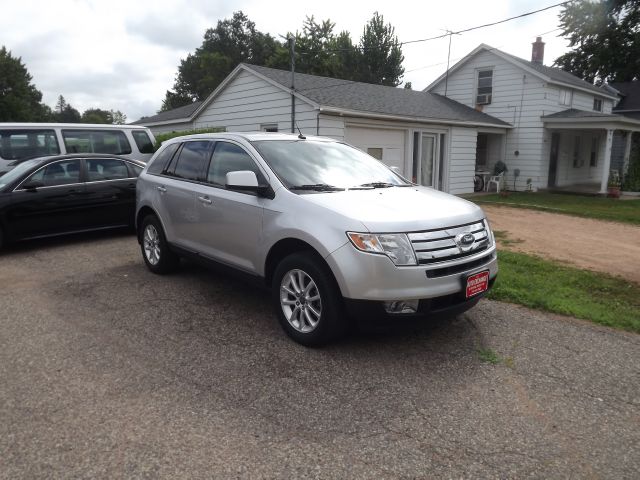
488 250 640 334
468 192 640 225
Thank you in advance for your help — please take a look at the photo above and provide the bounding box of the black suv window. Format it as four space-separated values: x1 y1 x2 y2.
170 141 212 181
132 130 154 154
207 142 262 186
86 158 131 181
147 143 179 175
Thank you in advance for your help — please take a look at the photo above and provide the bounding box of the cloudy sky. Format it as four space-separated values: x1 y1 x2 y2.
1 0 572 122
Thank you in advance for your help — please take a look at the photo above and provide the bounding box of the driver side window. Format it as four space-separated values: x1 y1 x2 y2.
207 142 263 187
24 160 81 188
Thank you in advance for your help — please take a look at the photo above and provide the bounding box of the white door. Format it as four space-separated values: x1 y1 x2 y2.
345 126 406 174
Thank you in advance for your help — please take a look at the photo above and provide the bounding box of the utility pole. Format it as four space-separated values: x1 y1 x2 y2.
444 30 453 97
289 36 296 133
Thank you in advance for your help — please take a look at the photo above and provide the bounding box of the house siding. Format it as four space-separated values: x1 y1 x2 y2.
448 127 478 195
193 70 319 134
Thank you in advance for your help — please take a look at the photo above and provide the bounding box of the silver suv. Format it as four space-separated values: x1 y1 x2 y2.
136 133 497 345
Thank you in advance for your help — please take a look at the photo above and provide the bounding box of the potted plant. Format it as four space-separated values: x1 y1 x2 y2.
607 170 621 198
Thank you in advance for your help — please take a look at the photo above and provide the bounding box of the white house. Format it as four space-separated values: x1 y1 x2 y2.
425 38 640 193
133 63 510 195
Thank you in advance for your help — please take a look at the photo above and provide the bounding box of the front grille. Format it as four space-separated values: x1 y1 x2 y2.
408 220 491 265
425 252 495 278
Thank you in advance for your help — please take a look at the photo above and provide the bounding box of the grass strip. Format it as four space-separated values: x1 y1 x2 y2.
488 250 640 334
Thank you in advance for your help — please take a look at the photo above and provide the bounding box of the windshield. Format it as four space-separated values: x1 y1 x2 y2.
251 140 410 190
0 158 42 190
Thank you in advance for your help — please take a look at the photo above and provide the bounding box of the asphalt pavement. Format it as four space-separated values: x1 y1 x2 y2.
1 232 638 479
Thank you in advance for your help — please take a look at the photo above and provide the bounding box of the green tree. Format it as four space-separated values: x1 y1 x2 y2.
53 95 81 122
159 90 194 112
109 110 126 125
81 108 111 123
357 12 405 86
0 46 50 121
554 0 640 83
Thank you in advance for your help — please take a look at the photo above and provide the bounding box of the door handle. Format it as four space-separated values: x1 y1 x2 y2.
197 195 212 205
157 186 167 193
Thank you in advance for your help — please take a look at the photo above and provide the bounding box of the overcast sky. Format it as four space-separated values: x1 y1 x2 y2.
0 0 572 122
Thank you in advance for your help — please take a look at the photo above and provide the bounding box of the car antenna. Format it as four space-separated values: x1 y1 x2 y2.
295 122 306 140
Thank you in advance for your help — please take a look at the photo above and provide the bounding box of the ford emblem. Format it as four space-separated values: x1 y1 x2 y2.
455 232 475 252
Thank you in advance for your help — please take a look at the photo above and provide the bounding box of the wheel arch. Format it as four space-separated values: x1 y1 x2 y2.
136 206 159 243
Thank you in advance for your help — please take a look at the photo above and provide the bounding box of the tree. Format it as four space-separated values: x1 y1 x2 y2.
159 90 193 112
404 82 412 90
55 95 67 114
52 95 81 122
109 110 126 125
81 108 111 124
554 0 640 83
357 12 405 86
0 46 50 121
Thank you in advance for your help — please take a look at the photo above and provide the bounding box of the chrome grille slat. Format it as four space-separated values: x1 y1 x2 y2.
408 220 491 265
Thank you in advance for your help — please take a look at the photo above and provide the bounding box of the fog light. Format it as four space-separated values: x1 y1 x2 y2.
383 299 419 314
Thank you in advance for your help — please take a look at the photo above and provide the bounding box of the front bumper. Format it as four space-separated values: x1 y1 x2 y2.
325 242 498 301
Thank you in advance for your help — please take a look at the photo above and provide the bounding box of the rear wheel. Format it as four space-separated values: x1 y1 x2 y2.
140 215 179 274
272 252 344 346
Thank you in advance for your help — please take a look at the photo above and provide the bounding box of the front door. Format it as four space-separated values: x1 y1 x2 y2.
413 133 438 188
548 132 560 187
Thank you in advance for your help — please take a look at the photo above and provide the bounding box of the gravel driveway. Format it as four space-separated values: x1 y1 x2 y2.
483 205 640 284
1 233 638 479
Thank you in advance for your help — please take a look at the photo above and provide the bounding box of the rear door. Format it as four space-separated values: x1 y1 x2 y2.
7 158 86 238
83 157 138 228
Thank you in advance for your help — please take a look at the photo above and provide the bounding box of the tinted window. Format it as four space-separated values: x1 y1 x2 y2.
132 130 154 154
171 141 211 181
23 159 81 187
128 164 143 177
86 158 130 181
147 143 179 175
63 130 132 155
207 142 262 186
0 129 60 160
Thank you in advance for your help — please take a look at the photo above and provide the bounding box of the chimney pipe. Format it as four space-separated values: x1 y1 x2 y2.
531 36 545 64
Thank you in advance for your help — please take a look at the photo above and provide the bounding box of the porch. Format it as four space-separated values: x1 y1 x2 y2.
542 110 640 194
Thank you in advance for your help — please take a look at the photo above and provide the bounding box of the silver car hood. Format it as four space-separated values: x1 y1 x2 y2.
300 186 485 232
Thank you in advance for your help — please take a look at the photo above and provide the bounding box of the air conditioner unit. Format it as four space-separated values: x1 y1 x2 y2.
476 94 492 105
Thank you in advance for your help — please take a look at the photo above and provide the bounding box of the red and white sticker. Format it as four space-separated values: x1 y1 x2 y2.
466 271 490 298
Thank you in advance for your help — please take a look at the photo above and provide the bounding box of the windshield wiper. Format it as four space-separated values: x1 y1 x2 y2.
351 182 396 189
289 183 345 192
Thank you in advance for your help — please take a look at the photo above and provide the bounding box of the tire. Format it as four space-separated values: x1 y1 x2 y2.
139 215 179 274
272 252 345 346
473 175 484 192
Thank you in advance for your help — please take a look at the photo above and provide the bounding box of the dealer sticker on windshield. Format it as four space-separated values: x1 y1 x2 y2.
466 271 490 298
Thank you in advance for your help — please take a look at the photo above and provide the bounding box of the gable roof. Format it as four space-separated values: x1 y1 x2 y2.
426 44 618 100
610 81 640 112
130 100 203 125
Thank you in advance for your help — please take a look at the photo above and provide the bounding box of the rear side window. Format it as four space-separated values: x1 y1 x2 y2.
132 130 154 154
170 141 212 181
147 143 179 175
86 158 131 181
63 130 132 155
0 129 60 160
207 142 262 186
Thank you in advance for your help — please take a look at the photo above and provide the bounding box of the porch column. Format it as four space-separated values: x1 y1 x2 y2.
623 130 633 176
599 129 614 194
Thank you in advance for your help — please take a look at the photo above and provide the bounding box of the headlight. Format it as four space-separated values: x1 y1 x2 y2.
483 217 495 245
347 232 417 266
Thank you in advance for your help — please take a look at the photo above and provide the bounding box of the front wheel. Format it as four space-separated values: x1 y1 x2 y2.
272 253 344 346
139 215 179 274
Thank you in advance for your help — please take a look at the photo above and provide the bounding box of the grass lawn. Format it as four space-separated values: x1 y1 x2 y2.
468 192 640 225
488 250 640 334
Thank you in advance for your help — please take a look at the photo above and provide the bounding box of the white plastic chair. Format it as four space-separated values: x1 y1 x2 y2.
486 172 504 193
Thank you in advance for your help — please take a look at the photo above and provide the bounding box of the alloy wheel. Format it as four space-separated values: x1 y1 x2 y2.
280 269 322 333
143 224 161 265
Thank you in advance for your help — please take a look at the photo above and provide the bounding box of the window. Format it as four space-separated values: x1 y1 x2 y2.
207 142 262 187
476 70 493 105
367 148 383 160
170 141 212 181
0 129 60 160
129 164 143 177
132 130 155 154
590 137 598 167
475 134 488 167
559 89 572 106
86 158 130 181
593 98 603 112
147 143 179 175
62 130 132 155
23 159 81 188
572 136 582 168
261 124 278 133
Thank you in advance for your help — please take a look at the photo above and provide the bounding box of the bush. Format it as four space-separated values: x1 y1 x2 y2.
153 127 225 150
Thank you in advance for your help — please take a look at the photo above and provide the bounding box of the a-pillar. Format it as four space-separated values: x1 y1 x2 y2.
599 129 614 194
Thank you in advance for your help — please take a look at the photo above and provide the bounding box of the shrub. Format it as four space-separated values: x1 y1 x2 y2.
153 127 225 150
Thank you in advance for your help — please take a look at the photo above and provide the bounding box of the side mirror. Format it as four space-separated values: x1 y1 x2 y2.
225 171 274 198
23 180 44 191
